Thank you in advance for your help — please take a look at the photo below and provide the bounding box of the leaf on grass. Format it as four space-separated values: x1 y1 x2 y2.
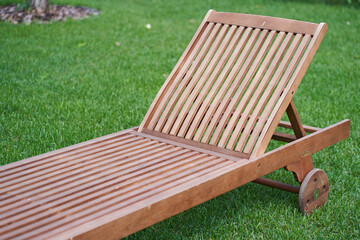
78 42 87 47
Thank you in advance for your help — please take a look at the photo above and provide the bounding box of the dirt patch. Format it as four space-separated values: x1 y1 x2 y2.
0 4 100 24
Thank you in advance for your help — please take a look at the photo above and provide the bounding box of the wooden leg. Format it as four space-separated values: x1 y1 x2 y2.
284 100 314 182
286 100 306 138
285 155 313 182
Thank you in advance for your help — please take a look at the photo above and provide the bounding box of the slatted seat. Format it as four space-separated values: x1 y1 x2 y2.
0 129 247 239
0 10 350 240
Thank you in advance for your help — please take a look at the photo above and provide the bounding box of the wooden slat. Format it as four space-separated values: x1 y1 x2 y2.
175 25 239 137
244 34 310 154
251 23 328 157
0 148 201 230
234 32 294 151
195 27 255 143
208 11 319 35
216 30 275 148
185 26 247 140
139 10 214 131
0 155 232 239
56 120 349 240
0 135 138 183
0 149 191 211
0 141 166 207
135 130 249 161
167 24 233 135
0 140 174 209
205 29 266 145
0 145 184 220
145 21 215 131
278 120 320 133
0 136 147 188
0 137 153 193
154 23 220 132
30 158 232 240
0 134 137 180
0 149 214 221
272 131 297 143
225 31 285 150
0 146 188 223
0 127 137 172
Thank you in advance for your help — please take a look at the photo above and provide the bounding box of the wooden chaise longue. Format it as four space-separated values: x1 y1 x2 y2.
0 10 350 240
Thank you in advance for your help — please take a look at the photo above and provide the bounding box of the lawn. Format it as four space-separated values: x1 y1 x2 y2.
0 0 359 239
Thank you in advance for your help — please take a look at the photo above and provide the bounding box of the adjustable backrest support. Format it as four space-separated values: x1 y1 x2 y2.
139 10 327 158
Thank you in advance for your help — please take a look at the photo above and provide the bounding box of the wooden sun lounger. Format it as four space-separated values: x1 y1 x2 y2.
0 11 350 240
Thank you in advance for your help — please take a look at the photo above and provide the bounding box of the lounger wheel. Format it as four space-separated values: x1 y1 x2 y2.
299 168 329 214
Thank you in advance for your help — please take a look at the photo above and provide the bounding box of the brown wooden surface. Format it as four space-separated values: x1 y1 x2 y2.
247 34 311 155
0 121 349 239
0 127 138 171
139 129 249 160
234 32 291 151
176 25 241 138
139 10 214 132
251 23 328 157
284 100 313 182
195 27 257 143
278 120 321 133
0 117 349 239
253 177 300 194
272 131 297 143
286 100 307 138
140 10 327 159
159 23 223 134
205 28 265 145
221 30 279 149
286 156 314 182
0 129 246 240
186 26 248 140
299 169 329 214
169 24 235 136
207 11 319 35
72 120 349 239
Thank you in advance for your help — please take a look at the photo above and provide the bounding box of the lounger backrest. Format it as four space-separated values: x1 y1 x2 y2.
139 10 327 158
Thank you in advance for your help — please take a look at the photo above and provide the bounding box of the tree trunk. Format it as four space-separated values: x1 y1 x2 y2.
31 0 49 13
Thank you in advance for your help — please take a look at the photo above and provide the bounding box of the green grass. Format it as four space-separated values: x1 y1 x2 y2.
1 0 359 239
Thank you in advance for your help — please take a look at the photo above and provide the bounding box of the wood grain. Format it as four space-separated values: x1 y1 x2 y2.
68 120 349 239
208 11 319 35
299 169 329 214
139 10 214 131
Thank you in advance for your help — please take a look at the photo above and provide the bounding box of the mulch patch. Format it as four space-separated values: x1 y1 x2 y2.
0 4 100 24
